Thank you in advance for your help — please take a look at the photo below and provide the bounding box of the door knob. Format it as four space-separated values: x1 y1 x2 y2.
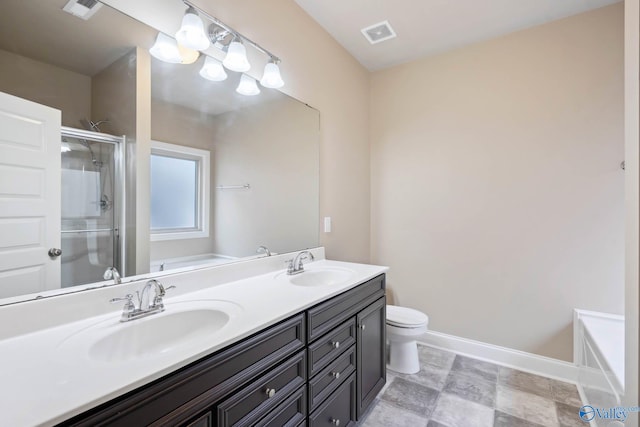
48 248 62 258
265 388 276 398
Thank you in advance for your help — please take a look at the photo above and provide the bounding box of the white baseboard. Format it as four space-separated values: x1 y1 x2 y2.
417 330 580 384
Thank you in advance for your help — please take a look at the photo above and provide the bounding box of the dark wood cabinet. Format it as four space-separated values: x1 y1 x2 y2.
217 350 306 427
356 297 386 418
308 374 357 427
57 274 386 427
184 412 213 427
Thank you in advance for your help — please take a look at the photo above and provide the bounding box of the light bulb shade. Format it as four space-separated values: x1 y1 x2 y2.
199 56 227 81
177 44 200 64
175 10 210 51
236 74 260 96
260 62 284 89
149 33 182 63
223 41 251 72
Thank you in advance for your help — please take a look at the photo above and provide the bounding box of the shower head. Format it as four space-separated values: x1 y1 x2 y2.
80 118 110 133
79 119 92 131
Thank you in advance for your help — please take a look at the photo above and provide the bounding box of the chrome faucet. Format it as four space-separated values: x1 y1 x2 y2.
257 245 272 257
110 279 175 322
103 266 121 284
286 250 315 275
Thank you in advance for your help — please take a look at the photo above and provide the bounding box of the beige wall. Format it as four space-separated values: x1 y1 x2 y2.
370 4 625 361
210 99 319 257
150 100 217 261
188 0 371 263
624 0 639 418
92 48 152 276
0 49 91 127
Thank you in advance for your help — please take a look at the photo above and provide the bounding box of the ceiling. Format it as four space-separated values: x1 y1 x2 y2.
294 0 622 71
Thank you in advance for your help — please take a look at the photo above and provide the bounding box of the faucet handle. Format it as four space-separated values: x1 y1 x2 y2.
110 294 134 304
111 294 137 321
110 294 136 315
152 284 176 307
285 259 295 273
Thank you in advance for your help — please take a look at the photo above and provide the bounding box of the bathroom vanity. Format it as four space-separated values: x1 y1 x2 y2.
0 251 387 427
59 274 385 426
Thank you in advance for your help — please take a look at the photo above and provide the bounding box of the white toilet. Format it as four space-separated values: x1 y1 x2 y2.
386 305 429 374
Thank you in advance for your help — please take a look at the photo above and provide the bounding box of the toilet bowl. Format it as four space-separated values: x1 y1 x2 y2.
386 305 429 374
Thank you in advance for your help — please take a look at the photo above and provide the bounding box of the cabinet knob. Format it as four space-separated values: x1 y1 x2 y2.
331 419 340 426
331 341 340 349
265 388 276 398
359 324 366 330
331 371 340 379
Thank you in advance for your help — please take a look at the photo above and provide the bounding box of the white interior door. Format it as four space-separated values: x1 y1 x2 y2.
0 91 61 298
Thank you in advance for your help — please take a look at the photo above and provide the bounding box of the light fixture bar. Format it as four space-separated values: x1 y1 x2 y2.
182 0 281 63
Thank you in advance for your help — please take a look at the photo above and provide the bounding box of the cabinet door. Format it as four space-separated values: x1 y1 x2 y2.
356 297 386 418
184 412 213 427
308 374 356 427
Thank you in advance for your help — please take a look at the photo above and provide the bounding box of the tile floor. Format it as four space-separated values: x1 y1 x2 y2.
359 344 584 427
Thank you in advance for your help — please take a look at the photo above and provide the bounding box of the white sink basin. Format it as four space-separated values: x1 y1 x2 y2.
288 268 354 287
90 309 229 362
59 300 241 363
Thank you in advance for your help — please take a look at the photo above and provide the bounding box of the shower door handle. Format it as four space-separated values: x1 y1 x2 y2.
48 248 62 259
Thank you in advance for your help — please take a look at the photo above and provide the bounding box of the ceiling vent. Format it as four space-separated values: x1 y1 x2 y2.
361 20 397 45
62 0 103 20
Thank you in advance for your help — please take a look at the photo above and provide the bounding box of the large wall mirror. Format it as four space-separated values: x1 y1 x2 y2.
0 0 320 304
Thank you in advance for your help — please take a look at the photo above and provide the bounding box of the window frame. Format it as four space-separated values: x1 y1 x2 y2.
149 140 210 241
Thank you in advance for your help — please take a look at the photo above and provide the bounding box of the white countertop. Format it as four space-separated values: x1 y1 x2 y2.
0 256 388 427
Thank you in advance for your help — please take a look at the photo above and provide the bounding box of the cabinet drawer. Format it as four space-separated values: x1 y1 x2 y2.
69 314 305 427
307 275 385 341
217 350 306 427
308 318 356 378
308 373 357 427
255 385 306 427
308 345 356 411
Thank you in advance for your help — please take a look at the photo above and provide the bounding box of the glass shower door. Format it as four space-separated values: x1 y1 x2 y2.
60 127 123 288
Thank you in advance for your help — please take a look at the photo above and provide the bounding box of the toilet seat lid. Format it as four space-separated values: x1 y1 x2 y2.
386 305 429 327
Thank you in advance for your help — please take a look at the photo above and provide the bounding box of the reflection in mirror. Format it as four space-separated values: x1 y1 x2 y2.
0 0 319 304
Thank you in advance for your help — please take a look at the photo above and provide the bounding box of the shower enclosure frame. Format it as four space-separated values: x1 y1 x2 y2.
60 126 127 279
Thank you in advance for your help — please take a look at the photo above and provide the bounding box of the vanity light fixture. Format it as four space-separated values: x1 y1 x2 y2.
175 7 210 51
199 56 227 81
260 59 284 89
236 74 260 96
180 0 285 89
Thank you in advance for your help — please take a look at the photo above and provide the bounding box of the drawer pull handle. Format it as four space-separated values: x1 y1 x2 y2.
331 341 340 349
331 418 340 426
359 324 366 330
265 388 276 398
331 371 340 379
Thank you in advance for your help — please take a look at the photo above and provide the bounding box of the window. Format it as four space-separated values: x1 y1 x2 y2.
150 141 210 241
